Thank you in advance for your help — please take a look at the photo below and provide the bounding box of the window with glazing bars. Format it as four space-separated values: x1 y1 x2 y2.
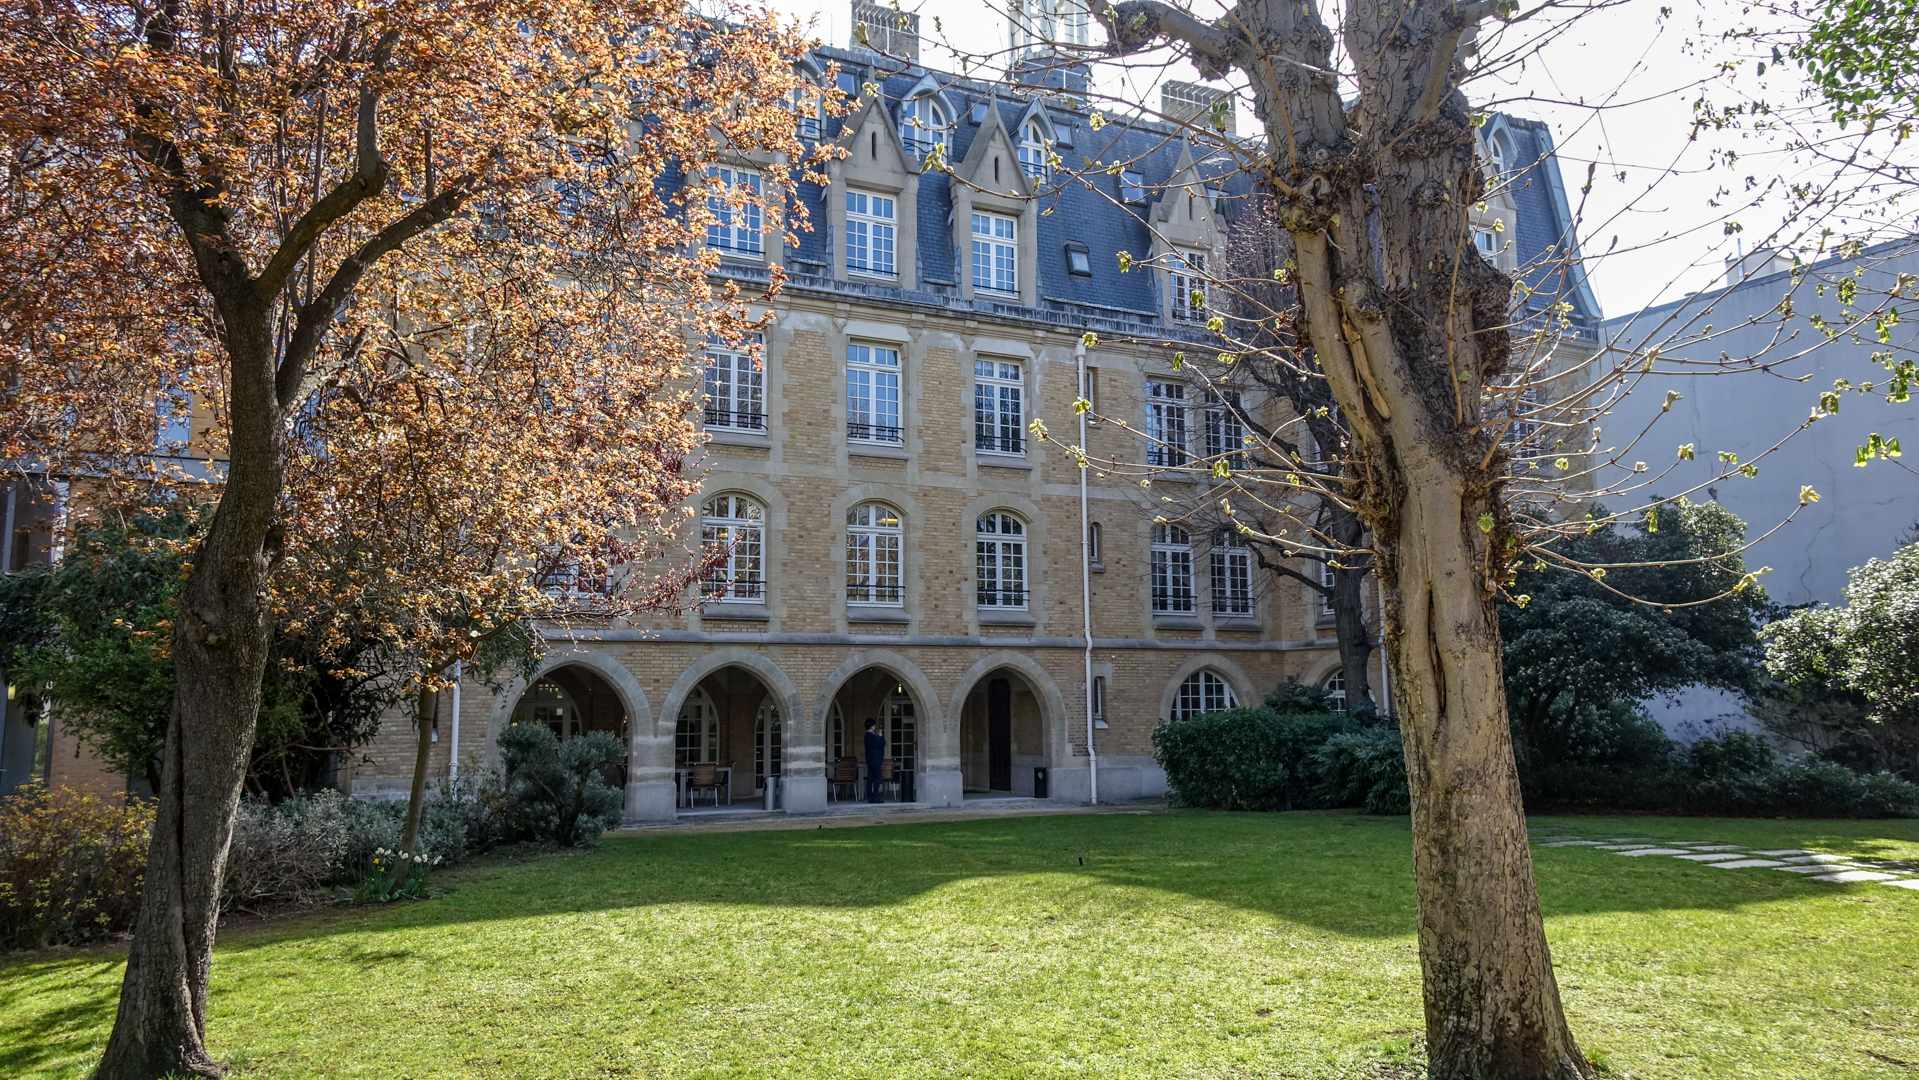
1018 121 1049 178
846 502 903 604
1151 523 1195 613
974 359 1024 453
1173 670 1238 719
1204 390 1245 469
976 513 1027 608
845 190 896 277
971 213 1017 294
1146 379 1188 466
703 334 764 429
704 167 762 255
1211 533 1253 615
701 495 763 601
846 344 902 442
1170 249 1208 323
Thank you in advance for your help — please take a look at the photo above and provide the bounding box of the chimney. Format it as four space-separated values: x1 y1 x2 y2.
850 0 919 62
1723 247 1793 286
1161 81 1234 135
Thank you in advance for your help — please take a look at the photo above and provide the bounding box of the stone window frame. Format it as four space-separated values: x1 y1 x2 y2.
970 211 1020 296
845 341 904 445
844 188 899 280
1172 670 1238 719
975 511 1029 611
702 332 765 432
845 501 905 607
700 493 765 603
972 356 1026 456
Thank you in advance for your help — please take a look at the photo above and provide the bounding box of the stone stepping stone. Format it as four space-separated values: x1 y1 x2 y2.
1751 849 1813 857
1605 837 1660 842
1778 853 1854 864
1811 869 1899 883
1540 840 1610 847
1880 879 1919 891
1601 844 1670 850
1615 848 1692 856
1709 859 1788 869
1775 864 1861 874
1675 852 1752 862
1677 844 1743 851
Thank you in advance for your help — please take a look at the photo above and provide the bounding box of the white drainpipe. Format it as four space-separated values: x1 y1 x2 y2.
449 660 463 784
1077 341 1098 805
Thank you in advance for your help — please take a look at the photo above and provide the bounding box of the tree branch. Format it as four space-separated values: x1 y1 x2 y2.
275 172 481 409
255 31 401 304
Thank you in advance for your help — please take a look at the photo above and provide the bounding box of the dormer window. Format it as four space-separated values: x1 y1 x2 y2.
901 95 951 158
705 167 763 257
1171 249 1208 323
1064 242 1092 277
971 213 1018 295
1018 121 1049 179
791 86 824 140
1119 170 1146 203
1474 229 1499 259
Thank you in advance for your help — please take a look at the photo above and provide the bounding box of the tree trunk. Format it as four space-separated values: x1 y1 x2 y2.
1327 508 1376 712
95 314 283 1080
399 684 438 856
1387 458 1585 1079
1096 0 1595 1072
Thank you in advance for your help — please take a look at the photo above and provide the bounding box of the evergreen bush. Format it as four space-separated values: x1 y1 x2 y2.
1153 708 1358 811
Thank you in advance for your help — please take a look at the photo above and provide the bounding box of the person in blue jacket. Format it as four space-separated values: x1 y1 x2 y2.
864 718 885 803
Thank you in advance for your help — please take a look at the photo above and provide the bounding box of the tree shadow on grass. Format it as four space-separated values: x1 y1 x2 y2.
0 956 119 1078
205 811 1919 954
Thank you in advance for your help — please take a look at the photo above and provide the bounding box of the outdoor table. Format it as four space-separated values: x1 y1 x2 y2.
675 765 732 808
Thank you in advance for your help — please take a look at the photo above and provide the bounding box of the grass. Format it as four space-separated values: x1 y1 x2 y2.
3 810 1918 1079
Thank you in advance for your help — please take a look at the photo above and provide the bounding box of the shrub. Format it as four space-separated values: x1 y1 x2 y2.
224 789 349 907
338 795 467 873
1680 733 1919 816
499 725 624 846
0 782 153 949
1316 727 1412 814
1153 708 1358 811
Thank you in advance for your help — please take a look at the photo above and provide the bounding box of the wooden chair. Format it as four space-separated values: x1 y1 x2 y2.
878 759 899 802
687 761 722 807
829 757 859 802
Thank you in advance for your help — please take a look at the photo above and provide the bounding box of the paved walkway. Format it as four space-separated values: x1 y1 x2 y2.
608 800 1159 838
1528 828 1919 891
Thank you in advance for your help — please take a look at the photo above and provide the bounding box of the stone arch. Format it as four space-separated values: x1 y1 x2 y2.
659 647 805 743
1156 652 1259 721
484 643 655 781
813 649 948 804
1301 652 1347 688
944 649 1071 762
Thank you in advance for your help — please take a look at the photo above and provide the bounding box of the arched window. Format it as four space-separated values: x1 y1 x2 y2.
1172 670 1238 719
1018 120 1049 179
1324 672 1348 713
676 686 720 765
701 495 764 602
887 686 917 773
900 95 951 158
846 502 903 605
754 700 782 791
1152 524 1195 613
976 513 1027 609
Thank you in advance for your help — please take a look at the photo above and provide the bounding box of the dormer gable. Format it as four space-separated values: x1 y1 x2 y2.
835 93 915 178
1151 143 1223 246
953 97 1033 199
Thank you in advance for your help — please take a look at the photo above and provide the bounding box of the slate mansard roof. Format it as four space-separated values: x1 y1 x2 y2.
708 43 1602 338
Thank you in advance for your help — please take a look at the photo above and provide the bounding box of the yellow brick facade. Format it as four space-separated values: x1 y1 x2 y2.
348 292 1352 820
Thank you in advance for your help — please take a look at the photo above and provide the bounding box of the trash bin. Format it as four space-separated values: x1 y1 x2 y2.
764 776 779 811
1033 767 1049 799
899 770 915 803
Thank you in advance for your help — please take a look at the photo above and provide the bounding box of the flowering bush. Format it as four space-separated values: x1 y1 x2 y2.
0 781 153 949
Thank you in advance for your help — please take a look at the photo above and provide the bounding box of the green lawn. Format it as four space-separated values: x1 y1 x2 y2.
4 810 1918 1079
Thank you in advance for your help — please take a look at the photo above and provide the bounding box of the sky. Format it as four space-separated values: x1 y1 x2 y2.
756 0 1910 319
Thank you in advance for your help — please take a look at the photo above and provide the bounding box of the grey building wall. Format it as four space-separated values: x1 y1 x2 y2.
1603 242 1919 608
1603 241 1919 739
